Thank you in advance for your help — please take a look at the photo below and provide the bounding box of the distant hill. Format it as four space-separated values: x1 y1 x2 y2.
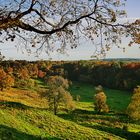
101 58 140 62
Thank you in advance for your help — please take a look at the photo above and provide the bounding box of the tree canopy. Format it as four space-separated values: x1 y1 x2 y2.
0 0 139 56
127 86 140 120
46 76 75 115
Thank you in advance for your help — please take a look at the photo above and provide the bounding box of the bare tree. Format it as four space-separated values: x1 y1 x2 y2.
0 0 139 56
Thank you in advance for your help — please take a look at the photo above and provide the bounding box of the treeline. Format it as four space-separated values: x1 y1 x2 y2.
0 60 140 90
0 60 65 90
64 61 140 90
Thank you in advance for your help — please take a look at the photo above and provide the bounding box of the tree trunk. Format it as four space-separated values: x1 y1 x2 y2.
53 97 58 115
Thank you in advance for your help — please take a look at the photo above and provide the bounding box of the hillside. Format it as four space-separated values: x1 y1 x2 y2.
0 88 124 140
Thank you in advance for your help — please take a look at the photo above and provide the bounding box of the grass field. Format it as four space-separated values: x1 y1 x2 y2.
69 82 132 112
0 81 140 140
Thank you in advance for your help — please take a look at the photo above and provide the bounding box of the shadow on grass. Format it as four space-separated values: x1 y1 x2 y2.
58 108 128 123
0 101 48 111
58 109 140 139
0 101 31 110
0 124 61 140
83 124 140 140
58 109 96 122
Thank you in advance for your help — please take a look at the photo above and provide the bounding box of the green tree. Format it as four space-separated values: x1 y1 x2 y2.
47 76 75 115
127 86 140 120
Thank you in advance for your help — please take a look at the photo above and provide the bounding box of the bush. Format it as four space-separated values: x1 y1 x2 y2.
94 91 109 113
126 86 140 120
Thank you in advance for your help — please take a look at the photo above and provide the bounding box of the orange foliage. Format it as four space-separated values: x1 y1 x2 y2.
5 75 15 89
18 67 30 80
27 64 38 78
0 67 14 91
7 67 13 74
38 70 46 78
124 62 140 69
45 64 52 72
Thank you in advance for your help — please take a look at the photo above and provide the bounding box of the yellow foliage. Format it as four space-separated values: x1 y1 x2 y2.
127 86 140 120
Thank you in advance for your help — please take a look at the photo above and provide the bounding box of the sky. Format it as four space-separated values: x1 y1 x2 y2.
0 0 140 61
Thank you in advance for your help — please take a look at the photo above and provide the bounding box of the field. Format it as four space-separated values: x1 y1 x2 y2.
0 81 140 140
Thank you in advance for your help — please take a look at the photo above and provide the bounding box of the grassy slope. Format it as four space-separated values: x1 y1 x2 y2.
0 88 48 108
0 88 124 140
69 82 132 112
67 82 140 139
0 81 140 139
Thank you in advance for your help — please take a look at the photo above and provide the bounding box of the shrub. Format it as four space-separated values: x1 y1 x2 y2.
76 95 81 102
94 91 109 113
126 86 140 120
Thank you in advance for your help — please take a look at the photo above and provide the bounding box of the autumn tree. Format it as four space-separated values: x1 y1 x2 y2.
6 67 13 75
126 86 140 120
0 67 14 91
27 63 38 78
18 67 30 80
4 74 15 90
47 76 75 115
38 70 46 79
0 68 7 91
94 86 109 113
0 0 139 57
14 66 36 88
129 20 140 46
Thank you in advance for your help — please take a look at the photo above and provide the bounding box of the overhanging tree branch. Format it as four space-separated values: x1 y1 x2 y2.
0 0 139 57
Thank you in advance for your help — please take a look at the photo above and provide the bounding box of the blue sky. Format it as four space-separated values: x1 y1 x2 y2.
0 0 140 60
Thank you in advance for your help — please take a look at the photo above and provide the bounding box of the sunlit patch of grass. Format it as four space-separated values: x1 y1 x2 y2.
70 82 132 112
0 88 48 108
0 81 139 140
0 106 124 140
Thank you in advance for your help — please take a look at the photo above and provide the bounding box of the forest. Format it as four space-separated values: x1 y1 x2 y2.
1 60 140 90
